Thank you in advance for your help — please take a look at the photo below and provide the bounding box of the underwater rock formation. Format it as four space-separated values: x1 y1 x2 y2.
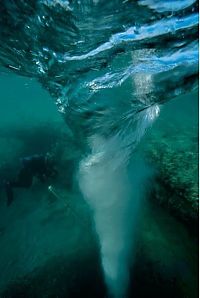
145 129 198 227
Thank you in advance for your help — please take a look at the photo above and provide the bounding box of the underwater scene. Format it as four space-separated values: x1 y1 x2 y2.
0 1 198 298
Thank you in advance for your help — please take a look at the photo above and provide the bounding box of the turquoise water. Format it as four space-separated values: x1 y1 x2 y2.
0 68 198 298
0 1 198 298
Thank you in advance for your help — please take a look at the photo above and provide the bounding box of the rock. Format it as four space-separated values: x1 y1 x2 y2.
144 127 198 227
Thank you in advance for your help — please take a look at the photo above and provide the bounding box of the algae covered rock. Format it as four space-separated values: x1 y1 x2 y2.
145 128 198 225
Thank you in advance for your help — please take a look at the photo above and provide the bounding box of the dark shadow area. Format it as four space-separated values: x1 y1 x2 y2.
1 252 106 298
129 254 187 298
0 123 65 156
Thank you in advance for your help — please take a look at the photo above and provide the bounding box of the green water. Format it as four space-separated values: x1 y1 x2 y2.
0 72 198 298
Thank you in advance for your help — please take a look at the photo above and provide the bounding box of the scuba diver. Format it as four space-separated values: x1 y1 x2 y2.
4 153 58 206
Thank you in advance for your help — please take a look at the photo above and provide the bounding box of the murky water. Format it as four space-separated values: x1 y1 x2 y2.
0 1 198 297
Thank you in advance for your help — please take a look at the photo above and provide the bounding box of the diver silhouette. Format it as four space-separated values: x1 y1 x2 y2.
4 153 58 206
